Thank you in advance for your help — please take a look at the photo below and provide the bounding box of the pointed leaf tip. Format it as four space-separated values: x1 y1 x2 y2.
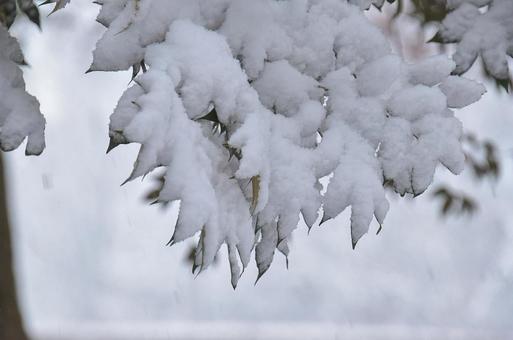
319 213 331 227
120 176 132 186
166 236 175 246
106 138 118 154
351 237 358 250
254 266 268 285
193 266 204 278
376 224 383 235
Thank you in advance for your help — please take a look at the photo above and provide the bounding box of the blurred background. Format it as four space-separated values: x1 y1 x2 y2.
3 2 513 339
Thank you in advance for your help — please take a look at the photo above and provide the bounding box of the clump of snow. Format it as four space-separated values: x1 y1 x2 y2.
408 55 456 87
97 0 486 285
440 76 486 108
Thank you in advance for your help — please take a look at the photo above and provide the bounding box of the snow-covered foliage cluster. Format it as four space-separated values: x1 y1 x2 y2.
0 0 72 155
0 25 45 155
0 0 492 285
88 0 485 286
380 0 513 85
435 0 513 82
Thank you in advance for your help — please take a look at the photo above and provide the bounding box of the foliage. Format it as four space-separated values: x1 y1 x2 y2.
0 0 500 286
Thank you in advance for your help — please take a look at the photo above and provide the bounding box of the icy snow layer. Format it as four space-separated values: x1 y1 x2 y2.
436 0 513 80
0 25 45 155
99 0 485 286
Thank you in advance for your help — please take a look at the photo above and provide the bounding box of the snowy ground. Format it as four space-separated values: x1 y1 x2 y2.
5 2 513 340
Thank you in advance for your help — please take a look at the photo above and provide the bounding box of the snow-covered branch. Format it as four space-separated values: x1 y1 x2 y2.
94 0 486 285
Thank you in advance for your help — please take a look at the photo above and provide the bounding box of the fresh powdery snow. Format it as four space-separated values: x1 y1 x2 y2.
2 0 500 287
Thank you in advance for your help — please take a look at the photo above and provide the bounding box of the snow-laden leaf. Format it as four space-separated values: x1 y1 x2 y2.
39 0 71 15
435 0 513 83
0 26 45 155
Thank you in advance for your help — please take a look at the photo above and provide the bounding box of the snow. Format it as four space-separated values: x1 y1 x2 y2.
440 76 487 108
0 26 45 155
438 0 513 79
6 3 513 336
93 0 488 283
387 85 447 121
407 55 456 87
0 0 495 285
